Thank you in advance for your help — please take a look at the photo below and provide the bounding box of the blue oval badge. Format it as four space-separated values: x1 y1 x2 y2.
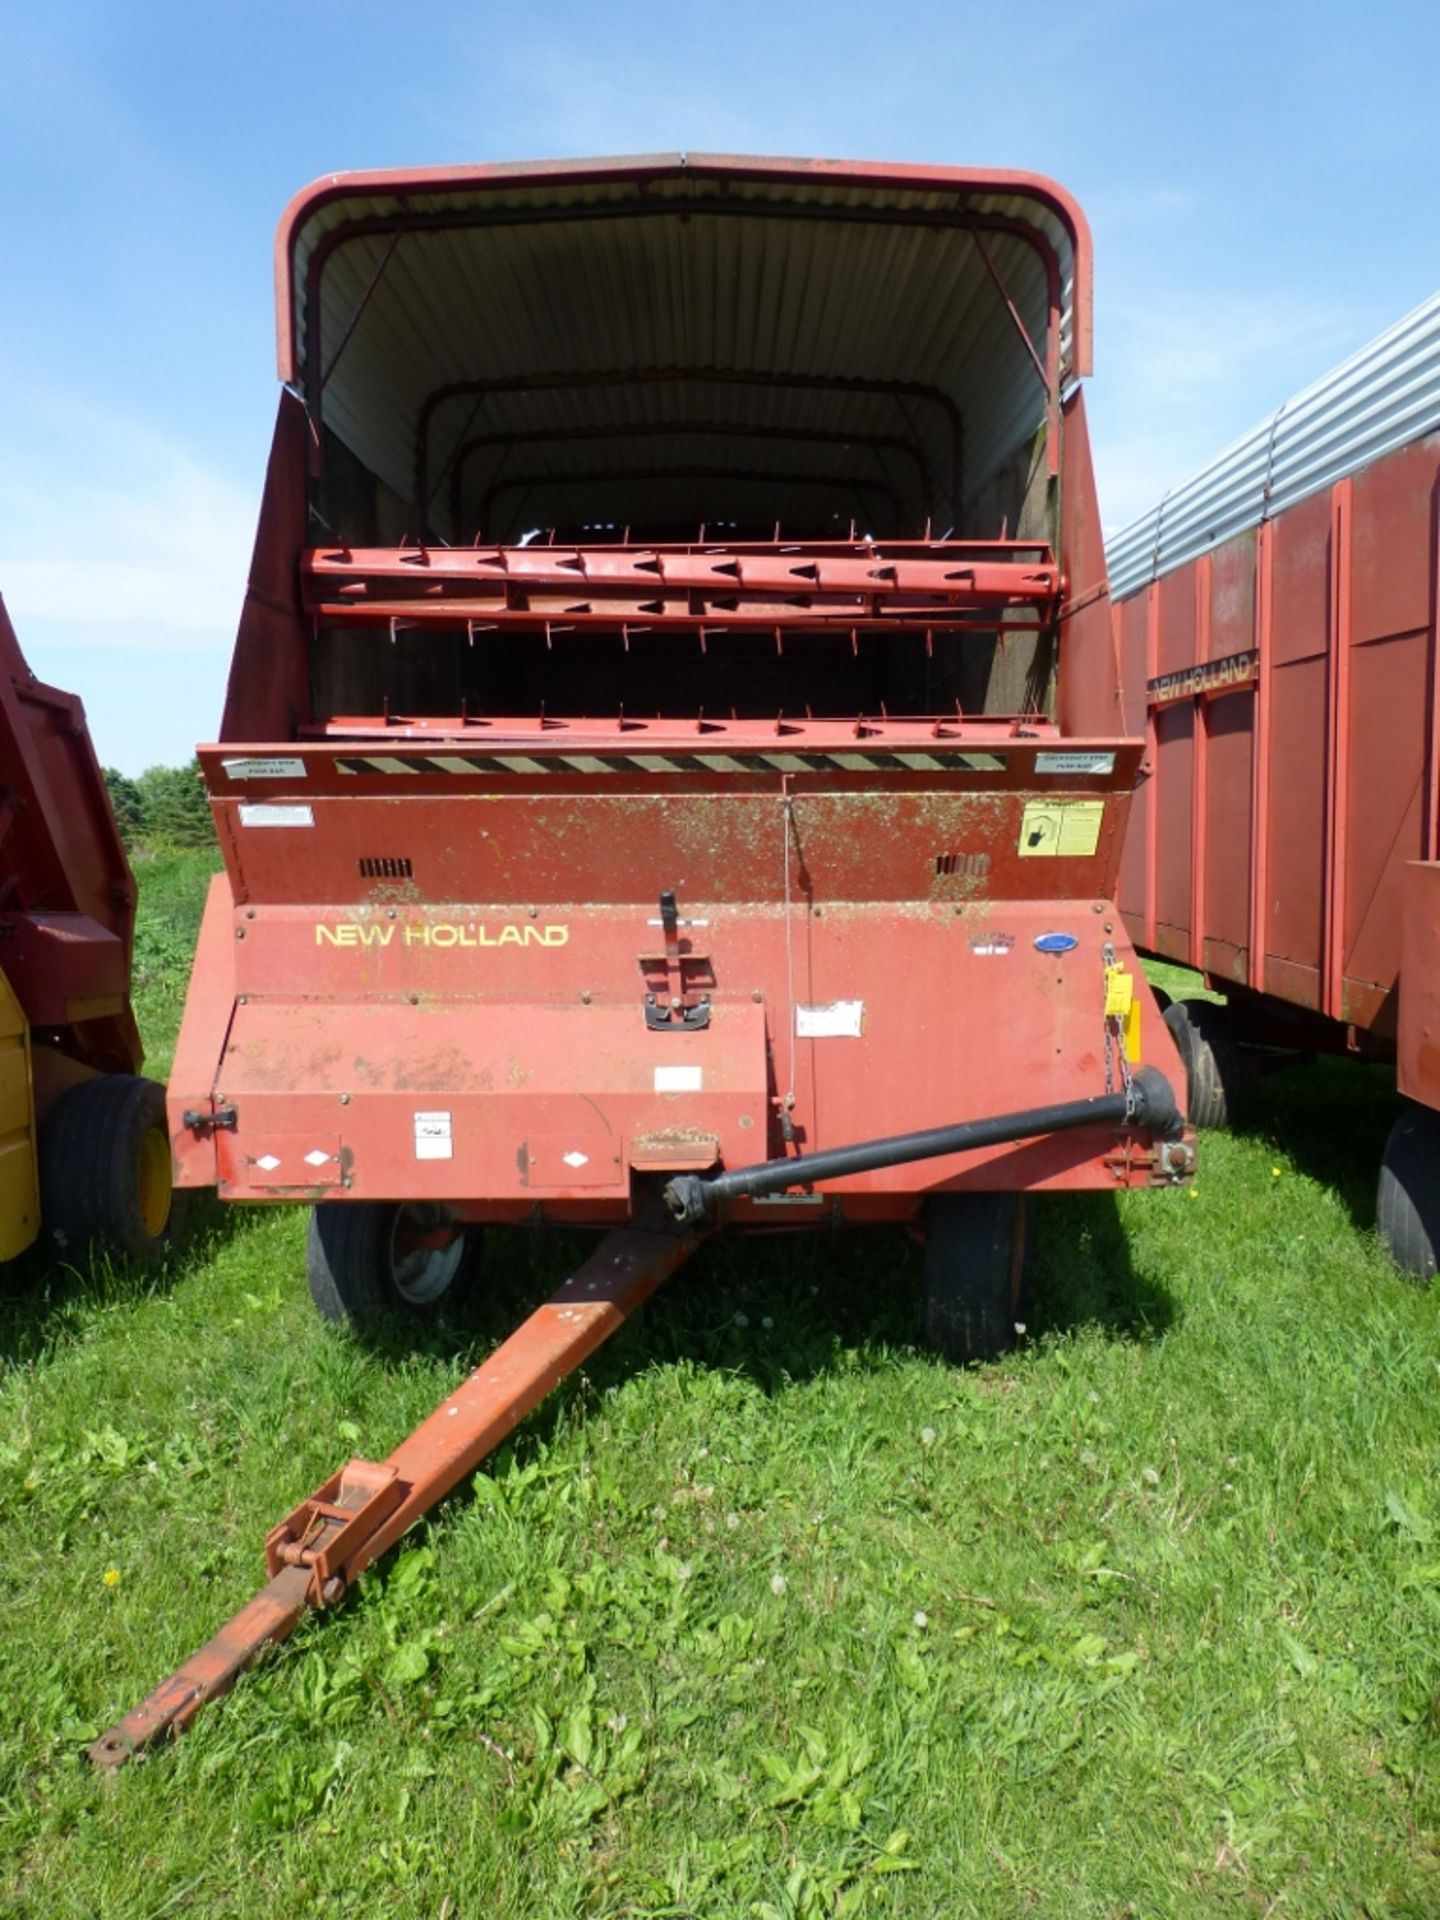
1034 931 1079 954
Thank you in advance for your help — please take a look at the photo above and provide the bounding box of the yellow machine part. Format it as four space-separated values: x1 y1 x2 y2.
0 962 40 1261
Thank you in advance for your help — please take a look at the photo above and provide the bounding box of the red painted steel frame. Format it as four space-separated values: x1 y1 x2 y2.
1116 429 1440 1108
301 539 1063 632
168 728 1184 1217
91 1222 696 1764
0 596 142 1088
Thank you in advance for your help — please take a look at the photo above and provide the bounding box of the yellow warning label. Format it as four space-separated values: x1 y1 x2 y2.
1123 997 1143 1063
1104 967 1134 1018
1018 799 1105 858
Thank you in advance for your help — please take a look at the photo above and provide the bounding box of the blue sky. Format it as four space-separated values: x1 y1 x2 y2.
2 0 1436 773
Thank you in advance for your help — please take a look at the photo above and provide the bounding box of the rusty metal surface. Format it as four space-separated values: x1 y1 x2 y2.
89 1566 314 1765
91 1224 695 1764
173 869 1181 1212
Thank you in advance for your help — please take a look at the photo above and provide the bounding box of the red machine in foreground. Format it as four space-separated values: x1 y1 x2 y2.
1109 292 1440 1275
0 598 173 1264
95 155 1191 1763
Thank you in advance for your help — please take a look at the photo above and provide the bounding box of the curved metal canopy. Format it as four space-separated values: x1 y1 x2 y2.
276 154 1091 543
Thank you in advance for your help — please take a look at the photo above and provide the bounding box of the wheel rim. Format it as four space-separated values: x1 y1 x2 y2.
388 1207 465 1305
138 1127 172 1239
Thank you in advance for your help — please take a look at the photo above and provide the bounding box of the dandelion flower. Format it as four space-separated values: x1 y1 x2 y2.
1271 1166 1283 1179
913 1610 929 1629
919 1426 936 1448
1141 1466 1160 1488
102 1567 121 1588
726 1511 741 1531
770 1573 788 1596
734 1311 750 1330
761 1315 774 1331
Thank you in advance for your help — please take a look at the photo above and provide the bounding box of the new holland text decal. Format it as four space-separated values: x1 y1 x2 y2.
1147 649 1259 708
315 921 569 948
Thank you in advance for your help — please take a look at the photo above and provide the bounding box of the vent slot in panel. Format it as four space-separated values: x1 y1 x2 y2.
359 856 413 879
935 852 989 879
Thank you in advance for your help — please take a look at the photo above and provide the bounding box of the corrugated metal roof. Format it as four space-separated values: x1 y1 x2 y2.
278 156 1086 545
1108 291 1440 601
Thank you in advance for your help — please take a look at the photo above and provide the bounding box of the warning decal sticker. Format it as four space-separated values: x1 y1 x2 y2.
414 1111 454 1160
1017 799 1105 858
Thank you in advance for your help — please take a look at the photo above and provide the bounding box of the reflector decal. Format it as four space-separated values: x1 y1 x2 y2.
1034 931 1080 954
1018 799 1104 857
334 751 1008 777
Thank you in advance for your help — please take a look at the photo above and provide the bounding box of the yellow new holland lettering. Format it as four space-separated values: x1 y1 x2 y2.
315 924 397 947
321 920 570 950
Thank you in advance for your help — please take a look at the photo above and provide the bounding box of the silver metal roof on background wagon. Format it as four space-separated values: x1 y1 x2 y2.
1107 290 1440 602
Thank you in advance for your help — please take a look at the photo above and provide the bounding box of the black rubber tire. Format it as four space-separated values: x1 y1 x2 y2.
1150 985 1173 1015
1163 998 1242 1130
922 1191 1032 1364
38 1073 175 1261
306 1201 483 1328
1377 1103 1440 1284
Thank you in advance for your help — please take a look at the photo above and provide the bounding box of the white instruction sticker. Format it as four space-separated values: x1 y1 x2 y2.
796 999 865 1038
654 1065 703 1093
414 1110 453 1160
222 755 306 780
238 803 314 828
1034 751 1116 775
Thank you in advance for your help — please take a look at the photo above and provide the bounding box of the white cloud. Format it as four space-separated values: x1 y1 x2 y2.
0 398 255 652
1090 290 1364 532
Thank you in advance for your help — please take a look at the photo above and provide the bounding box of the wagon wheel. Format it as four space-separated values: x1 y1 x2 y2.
921 1190 1032 1364
39 1073 176 1261
1163 998 1243 1130
306 1200 484 1327
1377 1103 1440 1284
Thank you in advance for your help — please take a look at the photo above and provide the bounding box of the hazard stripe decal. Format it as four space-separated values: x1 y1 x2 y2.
333 750 1010 776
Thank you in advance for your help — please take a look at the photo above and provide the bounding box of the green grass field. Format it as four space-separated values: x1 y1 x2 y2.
3 855 1438 1917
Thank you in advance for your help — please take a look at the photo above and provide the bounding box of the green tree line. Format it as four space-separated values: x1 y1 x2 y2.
103 761 215 853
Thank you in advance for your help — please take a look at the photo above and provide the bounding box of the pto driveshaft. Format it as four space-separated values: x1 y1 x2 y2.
664 1066 1181 1224
90 1222 695 1767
